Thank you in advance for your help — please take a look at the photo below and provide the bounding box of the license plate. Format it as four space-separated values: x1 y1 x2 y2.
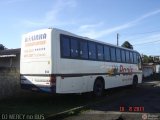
31 87 38 91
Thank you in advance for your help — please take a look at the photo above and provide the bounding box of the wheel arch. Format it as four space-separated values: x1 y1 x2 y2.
133 74 138 81
95 76 105 88
132 74 138 88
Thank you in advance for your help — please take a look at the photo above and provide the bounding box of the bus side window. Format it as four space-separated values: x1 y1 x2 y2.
133 53 137 64
104 45 110 61
116 48 121 62
110 47 116 62
88 42 96 60
60 36 70 58
130 52 134 63
121 50 126 63
97 44 104 61
138 54 142 70
70 38 79 58
126 51 130 63
80 40 88 59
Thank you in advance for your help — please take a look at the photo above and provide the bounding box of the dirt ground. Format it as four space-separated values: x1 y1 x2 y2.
63 80 160 120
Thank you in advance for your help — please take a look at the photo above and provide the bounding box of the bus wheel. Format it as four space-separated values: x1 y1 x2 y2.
93 79 104 97
132 76 138 88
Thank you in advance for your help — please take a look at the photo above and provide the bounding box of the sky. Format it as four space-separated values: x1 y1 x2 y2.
0 0 160 55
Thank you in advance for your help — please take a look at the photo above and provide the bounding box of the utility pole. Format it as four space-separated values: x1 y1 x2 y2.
117 33 119 46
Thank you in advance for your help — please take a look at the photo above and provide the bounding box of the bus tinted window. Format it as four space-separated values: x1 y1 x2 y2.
60 34 140 64
121 50 126 62
133 53 138 63
80 40 88 59
61 36 70 57
116 48 121 62
71 38 79 58
130 52 134 63
137 54 142 69
104 46 110 61
111 47 116 62
88 42 96 60
126 51 130 63
97 44 104 60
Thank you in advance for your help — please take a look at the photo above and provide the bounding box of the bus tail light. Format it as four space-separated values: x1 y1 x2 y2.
50 75 56 86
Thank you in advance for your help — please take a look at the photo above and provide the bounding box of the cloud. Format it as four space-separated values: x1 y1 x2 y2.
20 1 160 40
79 22 104 30
77 22 105 38
79 22 132 38
78 9 160 39
3 0 27 4
132 9 160 24
45 0 76 23
21 0 77 28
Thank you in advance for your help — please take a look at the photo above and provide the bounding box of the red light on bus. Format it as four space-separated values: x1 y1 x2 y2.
50 75 56 86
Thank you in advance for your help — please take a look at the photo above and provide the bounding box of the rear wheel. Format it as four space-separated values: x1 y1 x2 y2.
93 79 104 97
132 76 138 88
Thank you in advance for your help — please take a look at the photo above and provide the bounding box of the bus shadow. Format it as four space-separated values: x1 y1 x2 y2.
1 81 160 117
88 83 160 114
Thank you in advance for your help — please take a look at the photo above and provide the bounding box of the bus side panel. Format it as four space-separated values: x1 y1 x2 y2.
138 73 143 83
51 29 143 94
56 76 88 93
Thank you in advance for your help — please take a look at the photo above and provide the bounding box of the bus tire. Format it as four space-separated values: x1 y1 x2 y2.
93 79 104 97
132 76 138 88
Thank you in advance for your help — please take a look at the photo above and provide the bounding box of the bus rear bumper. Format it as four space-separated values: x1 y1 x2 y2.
21 84 56 93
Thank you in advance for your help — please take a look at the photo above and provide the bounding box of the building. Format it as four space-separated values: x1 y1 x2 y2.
143 63 160 75
143 63 155 78
0 48 20 68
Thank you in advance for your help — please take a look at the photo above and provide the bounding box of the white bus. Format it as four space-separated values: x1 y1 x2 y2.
20 28 142 96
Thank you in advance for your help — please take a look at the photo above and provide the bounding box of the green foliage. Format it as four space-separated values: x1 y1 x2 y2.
0 44 7 50
121 41 133 49
143 55 149 63
142 55 153 63
148 56 154 63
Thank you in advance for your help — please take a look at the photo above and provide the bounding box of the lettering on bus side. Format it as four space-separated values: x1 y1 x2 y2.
107 65 133 75
120 65 133 73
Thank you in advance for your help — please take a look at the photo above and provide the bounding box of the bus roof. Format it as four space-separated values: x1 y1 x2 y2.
26 27 139 53
51 28 139 53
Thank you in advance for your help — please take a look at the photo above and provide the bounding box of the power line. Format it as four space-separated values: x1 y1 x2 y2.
119 28 160 46
133 39 160 46
124 35 160 42
122 28 160 36
121 30 160 42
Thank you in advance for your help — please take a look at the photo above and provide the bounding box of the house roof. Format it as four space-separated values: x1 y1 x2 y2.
0 48 20 58
0 48 20 55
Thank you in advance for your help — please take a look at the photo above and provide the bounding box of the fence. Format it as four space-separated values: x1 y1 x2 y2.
0 67 21 99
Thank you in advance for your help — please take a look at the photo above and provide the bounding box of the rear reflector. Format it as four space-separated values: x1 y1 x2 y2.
50 75 56 86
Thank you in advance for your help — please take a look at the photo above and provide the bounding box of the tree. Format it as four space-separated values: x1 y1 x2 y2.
142 55 149 63
142 55 154 63
148 56 154 63
121 41 133 49
0 44 7 50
